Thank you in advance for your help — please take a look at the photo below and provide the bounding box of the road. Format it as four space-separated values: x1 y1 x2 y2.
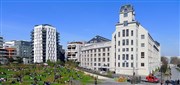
170 65 180 80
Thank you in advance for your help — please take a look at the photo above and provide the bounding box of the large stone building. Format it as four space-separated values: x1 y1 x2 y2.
31 24 64 63
80 35 111 71
67 4 161 76
111 4 160 76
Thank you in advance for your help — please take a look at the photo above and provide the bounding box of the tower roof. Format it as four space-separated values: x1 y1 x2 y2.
87 35 110 43
120 4 134 13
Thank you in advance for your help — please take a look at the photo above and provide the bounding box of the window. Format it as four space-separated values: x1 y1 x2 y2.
94 49 96 52
103 53 105 56
126 29 129 36
131 30 133 36
122 48 125 52
131 40 133 45
141 63 145 67
107 48 110 51
126 48 129 52
94 54 96 57
126 39 129 45
118 32 120 37
98 49 101 52
118 55 120 60
107 58 110 62
118 49 120 52
126 62 129 67
94 58 96 62
118 63 120 67
103 48 105 52
131 63 133 67
98 53 101 56
141 35 145 39
122 62 125 67
122 54 125 60
131 48 133 51
98 63 101 66
98 58 101 62
103 58 105 62
126 54 129 60
124 21 128 26
118 41 120 46
141 52 145 58
141 43 145 47
94 63 96 66
122 30 125 37
122 39 125 46
107 53 110 56
131 55 133 60
124 13 128 17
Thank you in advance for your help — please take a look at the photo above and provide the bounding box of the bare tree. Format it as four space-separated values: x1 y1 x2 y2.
170 57 180 65
161 56 168 65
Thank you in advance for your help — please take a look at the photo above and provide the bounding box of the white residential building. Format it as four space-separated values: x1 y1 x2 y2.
80 35 111 71
66 42 84 62
32 24 57 63
111 4 160 76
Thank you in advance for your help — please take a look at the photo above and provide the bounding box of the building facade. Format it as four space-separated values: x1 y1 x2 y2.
68 4 161 76
66 42 84 62
80 35 111 71
0 36 3 48
32 24 62 63
3 40 32 63
111 4 160 76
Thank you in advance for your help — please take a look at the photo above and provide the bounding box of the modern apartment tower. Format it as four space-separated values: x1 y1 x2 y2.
32 24 58 63
111 4 160 76
0 36 3 48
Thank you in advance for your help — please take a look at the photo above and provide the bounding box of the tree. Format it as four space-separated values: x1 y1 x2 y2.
17 57 23 64
170 57 179 65
160 56 169 73
161 56 168 65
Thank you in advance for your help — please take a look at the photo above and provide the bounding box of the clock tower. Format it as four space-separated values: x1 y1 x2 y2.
119 4 135 24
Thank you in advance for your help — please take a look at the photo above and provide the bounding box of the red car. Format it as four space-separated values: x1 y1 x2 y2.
146 75 159 83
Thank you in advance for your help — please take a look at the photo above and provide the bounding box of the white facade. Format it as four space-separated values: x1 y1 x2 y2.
80 41 111 71
111 4 160 76
3 41 15 48
33 24 57 63
66 42 84 62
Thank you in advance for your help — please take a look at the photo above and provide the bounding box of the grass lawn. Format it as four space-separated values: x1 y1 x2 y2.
0 64 94 85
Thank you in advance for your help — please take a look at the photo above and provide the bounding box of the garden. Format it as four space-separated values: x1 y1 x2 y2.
0 62 94 85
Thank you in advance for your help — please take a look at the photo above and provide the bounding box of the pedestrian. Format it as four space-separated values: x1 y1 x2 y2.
177 79 179 84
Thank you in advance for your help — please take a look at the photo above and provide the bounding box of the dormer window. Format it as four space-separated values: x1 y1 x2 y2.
124 13 128 17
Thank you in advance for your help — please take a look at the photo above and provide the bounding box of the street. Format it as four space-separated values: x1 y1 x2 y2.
170 65 180 80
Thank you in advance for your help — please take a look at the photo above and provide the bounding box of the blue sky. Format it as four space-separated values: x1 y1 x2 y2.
0 0 179 56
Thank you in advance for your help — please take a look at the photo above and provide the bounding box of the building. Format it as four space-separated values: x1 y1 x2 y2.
0 48 8 58
111 4 160 76
80 35 111 71
68 4 161 76
32 24 62 63
0 36 3 48
3 40 32 63
66 41 84 62
5 48 17 58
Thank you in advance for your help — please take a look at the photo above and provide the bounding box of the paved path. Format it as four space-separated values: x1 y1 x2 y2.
170 66 180 80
